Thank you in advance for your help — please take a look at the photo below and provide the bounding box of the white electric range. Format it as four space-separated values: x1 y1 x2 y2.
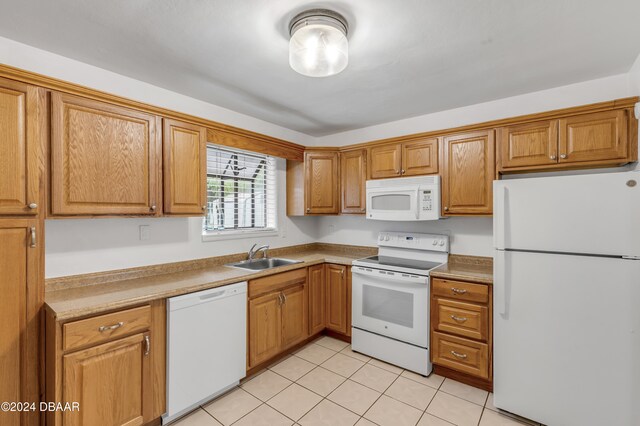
351 231 449 376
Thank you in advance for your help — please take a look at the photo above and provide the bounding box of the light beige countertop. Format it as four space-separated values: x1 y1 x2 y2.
430 254 493 285
45 244 375 321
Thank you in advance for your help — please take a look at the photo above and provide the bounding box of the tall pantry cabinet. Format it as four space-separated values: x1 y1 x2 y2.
0 77 45 426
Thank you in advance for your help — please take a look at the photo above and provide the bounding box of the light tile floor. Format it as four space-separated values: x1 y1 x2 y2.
172 337 541 426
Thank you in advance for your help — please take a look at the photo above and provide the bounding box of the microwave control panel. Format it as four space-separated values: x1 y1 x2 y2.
421 190 433 211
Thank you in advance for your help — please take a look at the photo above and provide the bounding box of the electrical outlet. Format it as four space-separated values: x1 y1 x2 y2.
139 225 150 241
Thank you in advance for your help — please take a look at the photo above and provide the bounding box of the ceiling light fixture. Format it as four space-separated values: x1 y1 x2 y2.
289 9 349 78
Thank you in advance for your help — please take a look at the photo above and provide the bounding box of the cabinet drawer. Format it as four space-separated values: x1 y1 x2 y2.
249 268 306 299
63 305 151 352
432 278 488 304
432 331 489 379
433 298 488 341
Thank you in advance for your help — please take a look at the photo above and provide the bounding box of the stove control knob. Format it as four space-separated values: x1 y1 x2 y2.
432 240 438 246
384 235 390 241
439 240 445 246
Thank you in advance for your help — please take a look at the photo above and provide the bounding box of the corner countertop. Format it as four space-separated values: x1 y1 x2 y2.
45 244 374 321
430 254 493 285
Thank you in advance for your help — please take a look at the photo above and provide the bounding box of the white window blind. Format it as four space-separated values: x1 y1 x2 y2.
203 145 277 234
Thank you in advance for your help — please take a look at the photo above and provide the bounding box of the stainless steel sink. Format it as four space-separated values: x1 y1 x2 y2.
226 257 302 271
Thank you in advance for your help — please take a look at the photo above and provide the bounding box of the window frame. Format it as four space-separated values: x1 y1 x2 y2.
202 145 278 242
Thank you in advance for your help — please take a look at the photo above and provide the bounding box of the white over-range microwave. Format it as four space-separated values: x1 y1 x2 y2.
366 176 442 221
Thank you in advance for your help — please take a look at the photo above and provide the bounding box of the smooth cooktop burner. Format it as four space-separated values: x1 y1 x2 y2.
356 255 443 272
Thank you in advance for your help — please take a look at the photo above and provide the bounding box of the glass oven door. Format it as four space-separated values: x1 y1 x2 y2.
351 266 429 347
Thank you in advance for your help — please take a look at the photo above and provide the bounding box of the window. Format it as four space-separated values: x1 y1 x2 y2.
203 145 277 238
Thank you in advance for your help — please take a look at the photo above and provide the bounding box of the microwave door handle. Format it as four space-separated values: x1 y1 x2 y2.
415 188 420 219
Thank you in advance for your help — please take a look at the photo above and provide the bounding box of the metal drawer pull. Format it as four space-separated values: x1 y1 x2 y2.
450 350 468 359
30 227 37 248
450 315 468 323
98 322 124 332
282 293 287 304
144 335 151 356
451 288 467 295
277 294 284 305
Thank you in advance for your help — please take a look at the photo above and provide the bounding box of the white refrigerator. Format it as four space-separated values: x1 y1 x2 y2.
493 171 640 426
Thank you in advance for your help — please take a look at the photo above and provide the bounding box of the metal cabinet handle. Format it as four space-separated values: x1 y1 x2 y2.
401 169 405 175
98 322 124 332
450 315 468 323
202 205 207 211
144 335 150 356
360 207 365 212
277 293 284 305
451 288 467 295
150 205 157 212
560 154 568 159
450 350 468 359
444 207 449 212
282 292 287 304
395 169 400 175
549 155 557 160
28 203 38 209
306 208 311 213
30 227 36 248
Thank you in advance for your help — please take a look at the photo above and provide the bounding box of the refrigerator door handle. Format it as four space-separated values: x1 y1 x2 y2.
494 185 508 249
494 249 510 317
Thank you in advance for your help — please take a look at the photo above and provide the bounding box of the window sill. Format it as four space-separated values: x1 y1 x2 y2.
201 229 279 242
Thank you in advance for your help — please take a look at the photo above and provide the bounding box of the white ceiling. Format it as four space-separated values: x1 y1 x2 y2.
1 0 639 136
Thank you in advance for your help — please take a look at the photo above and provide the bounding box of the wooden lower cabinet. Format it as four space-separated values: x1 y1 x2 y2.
307 264 326 335
281 284 308 349
247 269 308 369
46 301 166 426
0 220 42 426
325 264 349 336
431 277 493 390
62 333 151 426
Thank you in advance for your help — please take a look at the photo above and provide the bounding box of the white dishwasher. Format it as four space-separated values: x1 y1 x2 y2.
163 281 247 424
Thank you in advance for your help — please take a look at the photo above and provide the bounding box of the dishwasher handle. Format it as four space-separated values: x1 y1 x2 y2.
169 281 248 312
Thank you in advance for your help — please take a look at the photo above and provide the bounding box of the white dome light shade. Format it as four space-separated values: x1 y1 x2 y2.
289 10 348 77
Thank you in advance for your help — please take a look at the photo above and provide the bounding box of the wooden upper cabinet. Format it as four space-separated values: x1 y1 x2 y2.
0 78 43 216
308 264 326 335
402 138 438 176
559 110 628 163
305 151 339 214
498 120 558 169
369 144 401 179
62 333 152 426
340 149 366 214
0 220 41 426
325 264 348 335
442 130 495 216
50 92 159 216
163 119 206 215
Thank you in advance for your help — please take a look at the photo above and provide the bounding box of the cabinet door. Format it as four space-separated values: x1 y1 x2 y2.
402 138 438 176
369 144 401 179
163 119 206 215
51 92 159 215
281 284 308 349
340 149 366 214
0 220 41 426
307 265 326 335
0 78 43 216
498 120 558 169
559 110 628 164
305 151 339 214
62 333 152 426
442 130 495 215
325 264 348 335
248 292 282 368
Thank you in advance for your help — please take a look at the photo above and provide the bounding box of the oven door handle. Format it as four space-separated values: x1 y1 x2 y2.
351 266 428 285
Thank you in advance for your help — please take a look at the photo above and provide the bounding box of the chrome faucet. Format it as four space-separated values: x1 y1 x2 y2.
248 243 270 261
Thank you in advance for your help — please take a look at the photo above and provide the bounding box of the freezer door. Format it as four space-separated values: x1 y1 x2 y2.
493 250 640 426
493 171 640 256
